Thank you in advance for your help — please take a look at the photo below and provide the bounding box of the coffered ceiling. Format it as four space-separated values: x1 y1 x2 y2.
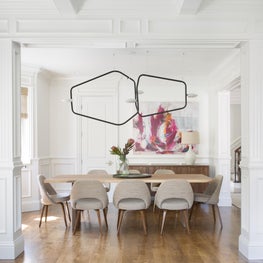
2 0 260 97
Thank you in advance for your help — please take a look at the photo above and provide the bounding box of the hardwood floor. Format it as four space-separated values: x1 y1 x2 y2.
0 204 250 263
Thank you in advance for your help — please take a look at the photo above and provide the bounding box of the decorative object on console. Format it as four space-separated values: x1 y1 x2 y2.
110 138 135 174
181 131 199 165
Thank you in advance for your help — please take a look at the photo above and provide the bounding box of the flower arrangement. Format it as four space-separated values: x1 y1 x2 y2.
110 138 135 174
110 138 135 161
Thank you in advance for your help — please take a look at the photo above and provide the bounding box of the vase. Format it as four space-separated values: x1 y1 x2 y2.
117 155 129 175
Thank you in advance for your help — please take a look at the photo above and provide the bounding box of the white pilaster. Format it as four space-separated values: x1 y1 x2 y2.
0 40 24 259
216 90 232 206
239 40 263 260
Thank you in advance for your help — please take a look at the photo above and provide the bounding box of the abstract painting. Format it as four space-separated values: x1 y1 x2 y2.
133 102 198 154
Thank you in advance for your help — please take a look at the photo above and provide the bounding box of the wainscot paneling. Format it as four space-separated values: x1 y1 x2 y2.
50 158 76 192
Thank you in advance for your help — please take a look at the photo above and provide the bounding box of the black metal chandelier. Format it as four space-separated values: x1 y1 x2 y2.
70 70 188 126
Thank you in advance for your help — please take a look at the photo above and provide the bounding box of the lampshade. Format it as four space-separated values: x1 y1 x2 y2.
181 131 199 145
181 131 199 165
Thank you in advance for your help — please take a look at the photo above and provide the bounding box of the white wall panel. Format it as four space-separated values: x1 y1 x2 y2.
21 167 32 198
256 177 263 233
0 178 7 233
50 158 75 191
51 158 75 175
120 20 141 34
0 20 8 33
39 159 50 177
14 175 21 232
148 19 248 35
16 20 113 33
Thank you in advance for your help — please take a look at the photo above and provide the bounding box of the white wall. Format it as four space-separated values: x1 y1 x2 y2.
230 104 241 142
37 71 50 159
48 74 211 166
49 78 77 158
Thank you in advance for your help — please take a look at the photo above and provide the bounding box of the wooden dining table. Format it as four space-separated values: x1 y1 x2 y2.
45 173 212 184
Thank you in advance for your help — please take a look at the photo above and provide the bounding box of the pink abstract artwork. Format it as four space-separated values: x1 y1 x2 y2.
133 102 198 154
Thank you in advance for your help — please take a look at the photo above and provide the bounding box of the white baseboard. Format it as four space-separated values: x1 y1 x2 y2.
0 235 24 259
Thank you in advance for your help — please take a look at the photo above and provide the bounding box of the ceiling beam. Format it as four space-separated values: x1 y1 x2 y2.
53 0 86 16
175 0 203 14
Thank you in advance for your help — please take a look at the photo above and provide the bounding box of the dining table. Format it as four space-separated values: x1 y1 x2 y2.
45 173 212 230
44 173 212 184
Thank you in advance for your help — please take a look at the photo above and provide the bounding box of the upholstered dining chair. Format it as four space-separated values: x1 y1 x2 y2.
38 175 71 228
189 174 223 228
70 180 109 235
151 169 176 211
155 179 194 235
87 169 111 192
113 180 151 235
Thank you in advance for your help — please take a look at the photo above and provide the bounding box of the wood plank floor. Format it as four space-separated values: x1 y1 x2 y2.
0 204 250 263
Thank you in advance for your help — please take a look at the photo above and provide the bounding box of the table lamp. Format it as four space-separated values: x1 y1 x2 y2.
181 131 200 165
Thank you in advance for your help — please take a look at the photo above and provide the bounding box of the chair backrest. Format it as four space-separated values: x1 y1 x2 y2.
154 169 175 175
71 180 108 209
113 180 151 208
38 175 57 205
204 175 223 204
87 169 108 175
155 179 194 209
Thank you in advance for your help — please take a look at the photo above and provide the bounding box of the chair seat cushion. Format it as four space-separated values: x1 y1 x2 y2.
50 193 70 203
75 198 103 210
194 193 210 203
159 198 189 210
118 198 147 210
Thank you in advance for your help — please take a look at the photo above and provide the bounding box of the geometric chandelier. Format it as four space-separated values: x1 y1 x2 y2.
70 70 188 126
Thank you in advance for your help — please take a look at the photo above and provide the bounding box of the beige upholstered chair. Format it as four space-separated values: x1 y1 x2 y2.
151 169 175 211
113 180 151 235
151 169 175 191
155 179 194 235
189 175 223 228
70 180 109 235
38 175 71 228
87 169 111 192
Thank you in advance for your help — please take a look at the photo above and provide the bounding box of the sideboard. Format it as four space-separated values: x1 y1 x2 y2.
128 164 209 193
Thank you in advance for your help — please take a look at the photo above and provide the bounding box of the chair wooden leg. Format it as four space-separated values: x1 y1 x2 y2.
212 204 216 223
215 204 223 229
65 201 71 222
45 205 49 222
189 202 196 221
59 202 67 227
103 207 108 230
117 209 125 235
158 208 162 226
117 209 121 229
182 209 190 233
160 210 167 235
175 211 179 226
153 199 156 212
140 210 147 235
96 209 102 233
73 210 81 235
39 205 46 227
